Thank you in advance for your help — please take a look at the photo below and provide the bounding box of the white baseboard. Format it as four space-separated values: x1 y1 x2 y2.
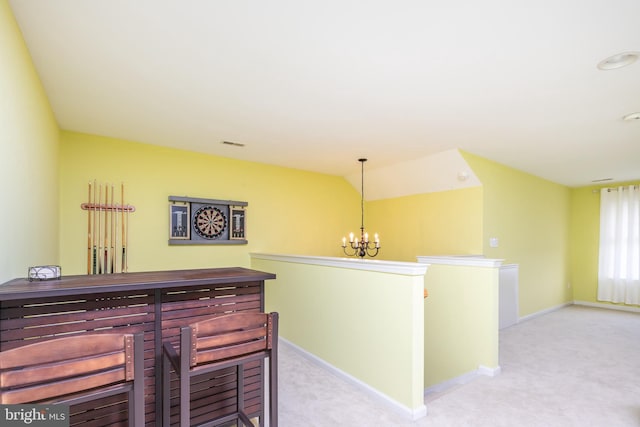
478 364 501 377
573 300 640 313
424 364 501 397
518 301 573 323
279 337 427 420
516 300 639 326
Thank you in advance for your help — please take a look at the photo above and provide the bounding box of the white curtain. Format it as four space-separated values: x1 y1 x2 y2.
597 185 640 305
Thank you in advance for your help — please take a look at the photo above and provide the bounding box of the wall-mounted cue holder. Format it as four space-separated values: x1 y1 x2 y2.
82 181 135 275
81 203 136 212
169 195 247 245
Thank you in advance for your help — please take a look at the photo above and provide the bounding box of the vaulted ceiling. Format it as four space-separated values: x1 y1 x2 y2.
9 0 640 187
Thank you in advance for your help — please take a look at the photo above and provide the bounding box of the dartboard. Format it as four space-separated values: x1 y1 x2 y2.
193 206 227 239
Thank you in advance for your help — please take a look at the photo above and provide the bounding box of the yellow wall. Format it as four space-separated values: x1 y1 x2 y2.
0 0 59 282
54 134 575 320
368 150 572 318
367 186 483 262
58 131 359 274
462 152 572 316
252 255 426 415
423 264 499 387
570 182 640 305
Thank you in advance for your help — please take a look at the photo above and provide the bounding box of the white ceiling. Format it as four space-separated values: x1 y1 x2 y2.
9 0 640 187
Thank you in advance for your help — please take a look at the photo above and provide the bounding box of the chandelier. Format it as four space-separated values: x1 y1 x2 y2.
341 158 380 258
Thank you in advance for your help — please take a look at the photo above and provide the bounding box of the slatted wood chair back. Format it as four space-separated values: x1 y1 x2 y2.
190 311 275 368
163 311 279 427
0 333 144 426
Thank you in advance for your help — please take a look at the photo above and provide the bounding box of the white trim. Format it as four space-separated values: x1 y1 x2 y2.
517 301 640 325
478 365 501 377
280 337 427 420
424 370 478 396
250 253 428 276
416 255 504 268
573 300 640 313
518 302 572 323
424 364 501 397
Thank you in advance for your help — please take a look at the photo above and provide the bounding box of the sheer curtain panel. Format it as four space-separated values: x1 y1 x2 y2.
597 185 640 305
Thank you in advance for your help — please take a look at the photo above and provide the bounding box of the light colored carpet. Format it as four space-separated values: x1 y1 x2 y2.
278 305 640 426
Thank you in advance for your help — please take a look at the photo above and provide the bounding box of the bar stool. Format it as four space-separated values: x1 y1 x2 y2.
162 311 278 427
0 332 144 427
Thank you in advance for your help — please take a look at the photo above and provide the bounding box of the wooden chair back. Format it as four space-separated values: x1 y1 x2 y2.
190 311 276 368
0 333 144 426
163 311 278 427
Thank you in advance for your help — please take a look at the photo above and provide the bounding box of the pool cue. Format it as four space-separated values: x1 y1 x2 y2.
111 184 115 274
125 191 129 272
92 180 97 274
103 184 109 274
87 182 92 274
121 183 127 273
114 201 119 273
126 205 129 272
97 183 102 274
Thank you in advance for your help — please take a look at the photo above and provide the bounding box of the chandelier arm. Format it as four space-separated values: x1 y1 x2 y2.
343 246 358 257
365 246 379 257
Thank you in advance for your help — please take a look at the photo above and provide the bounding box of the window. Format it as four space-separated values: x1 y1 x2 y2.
597 185 640 305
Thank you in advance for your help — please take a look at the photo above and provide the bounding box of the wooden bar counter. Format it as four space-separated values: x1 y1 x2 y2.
0 267 276 427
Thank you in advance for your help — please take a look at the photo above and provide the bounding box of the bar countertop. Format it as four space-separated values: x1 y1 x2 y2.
0 267 276 301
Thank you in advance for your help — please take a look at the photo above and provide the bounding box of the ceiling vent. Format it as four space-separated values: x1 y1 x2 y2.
221 141 245 147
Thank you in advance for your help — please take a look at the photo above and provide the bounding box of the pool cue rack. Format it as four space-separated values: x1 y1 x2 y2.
81 181 135 274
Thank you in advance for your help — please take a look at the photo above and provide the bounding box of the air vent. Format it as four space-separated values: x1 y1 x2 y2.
221 141 245 147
